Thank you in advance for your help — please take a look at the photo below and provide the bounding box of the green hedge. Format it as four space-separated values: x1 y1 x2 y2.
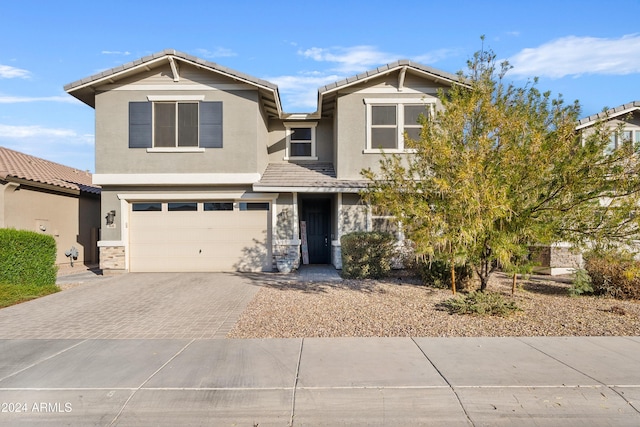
341 231 395 279
584 251 640 300
0 229 57 286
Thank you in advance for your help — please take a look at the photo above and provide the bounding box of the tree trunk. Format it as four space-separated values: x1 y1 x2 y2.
511 273 517 296
450 256 456 295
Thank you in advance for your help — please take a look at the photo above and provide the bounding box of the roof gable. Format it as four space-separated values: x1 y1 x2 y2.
577 101 640 129
316 59 462 118
0 146 100 194
64 49 283 118
64 51 462 118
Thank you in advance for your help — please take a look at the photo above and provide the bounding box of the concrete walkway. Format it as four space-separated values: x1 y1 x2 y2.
0 336 639 426
0 272 639 425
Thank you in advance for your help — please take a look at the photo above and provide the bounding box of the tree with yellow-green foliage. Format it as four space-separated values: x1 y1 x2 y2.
362 43 640 292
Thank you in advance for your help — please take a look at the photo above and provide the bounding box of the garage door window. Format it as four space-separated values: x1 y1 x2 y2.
204 202 234 211
132 203 162 212
168 202 197 211
240 202 269 211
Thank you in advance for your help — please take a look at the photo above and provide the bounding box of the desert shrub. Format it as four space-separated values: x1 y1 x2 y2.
341 232 395 279
415 258 474 290
584 251 640 300
568 268 594 296
0 228 57 286
439 291 521 317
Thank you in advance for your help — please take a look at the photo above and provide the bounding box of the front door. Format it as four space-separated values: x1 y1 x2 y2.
303 199 331 264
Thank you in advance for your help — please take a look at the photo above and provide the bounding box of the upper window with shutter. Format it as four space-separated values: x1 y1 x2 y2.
129 100 222 150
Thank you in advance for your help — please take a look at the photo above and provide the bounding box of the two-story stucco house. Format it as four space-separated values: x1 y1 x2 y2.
64 49 460 273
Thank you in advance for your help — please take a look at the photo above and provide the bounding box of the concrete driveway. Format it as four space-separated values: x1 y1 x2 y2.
0 273 260 339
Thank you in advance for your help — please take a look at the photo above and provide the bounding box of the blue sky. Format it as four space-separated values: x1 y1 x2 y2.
1 0 640 173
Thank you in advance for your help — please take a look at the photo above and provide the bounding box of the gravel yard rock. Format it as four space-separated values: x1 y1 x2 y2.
228 272 640 338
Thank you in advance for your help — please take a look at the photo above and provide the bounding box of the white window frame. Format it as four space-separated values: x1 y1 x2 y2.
364 98 435 153
284 122 318 160
366 205 405 241
607 127 640 153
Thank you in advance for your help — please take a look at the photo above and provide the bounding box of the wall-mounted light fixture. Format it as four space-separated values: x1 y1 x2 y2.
106 210 116 227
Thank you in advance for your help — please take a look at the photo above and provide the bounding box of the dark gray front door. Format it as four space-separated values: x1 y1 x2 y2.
303 199 331 264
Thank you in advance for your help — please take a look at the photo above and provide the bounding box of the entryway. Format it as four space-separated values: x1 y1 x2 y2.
301 198 331 264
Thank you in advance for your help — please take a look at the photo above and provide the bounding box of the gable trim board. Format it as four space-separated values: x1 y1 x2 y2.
576 101 640 130
64 49 282 118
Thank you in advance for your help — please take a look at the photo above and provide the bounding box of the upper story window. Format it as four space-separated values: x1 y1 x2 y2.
284 122 317 160
606 128 640 153
129 97 222 151
154 102 198 148
364 98 434 153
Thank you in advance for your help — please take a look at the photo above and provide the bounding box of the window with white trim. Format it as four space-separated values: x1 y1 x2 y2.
365 99 434 152
284 122 317 159
607 128 640 153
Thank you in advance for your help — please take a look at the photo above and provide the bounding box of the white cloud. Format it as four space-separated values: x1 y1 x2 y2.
298 45 398 74
194 47 237 59
101 50 131 55
0 94 79 104
0 124 87 140
508 34 640 78
0 64 30 79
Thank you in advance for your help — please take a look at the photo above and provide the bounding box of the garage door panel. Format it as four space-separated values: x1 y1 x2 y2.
129 205 269 272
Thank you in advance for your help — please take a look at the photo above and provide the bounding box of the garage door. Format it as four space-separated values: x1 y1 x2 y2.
129 201 270 272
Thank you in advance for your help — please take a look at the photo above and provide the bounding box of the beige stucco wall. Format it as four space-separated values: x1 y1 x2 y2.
333 73 445 180
94 63 265 175
267 118 334 163
1 182 100 266
340 193 367 235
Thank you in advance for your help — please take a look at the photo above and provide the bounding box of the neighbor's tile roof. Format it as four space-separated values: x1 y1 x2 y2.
254 162 368 191
0 146 100 194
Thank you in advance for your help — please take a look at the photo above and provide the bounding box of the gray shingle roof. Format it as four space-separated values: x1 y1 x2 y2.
64 49 282 117
0 146 100 194
578 100 640 127
64 48 279 92
254 162 368 192
318 59 462 95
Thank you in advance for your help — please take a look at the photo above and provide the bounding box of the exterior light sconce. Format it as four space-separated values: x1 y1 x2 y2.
106 210 116 228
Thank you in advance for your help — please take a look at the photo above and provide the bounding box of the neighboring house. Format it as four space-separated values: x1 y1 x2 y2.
577 100 640 150
530 101 640 275
0 146 101 266
64 49 460 273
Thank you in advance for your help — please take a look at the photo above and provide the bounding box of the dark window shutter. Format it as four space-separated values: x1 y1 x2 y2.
200 101 222 148
129 102 152 148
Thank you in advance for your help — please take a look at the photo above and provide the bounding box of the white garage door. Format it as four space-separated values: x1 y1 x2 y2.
129 201 270 272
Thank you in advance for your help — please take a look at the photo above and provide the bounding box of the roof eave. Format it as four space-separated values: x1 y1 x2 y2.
577 101 640 130
64 49 283 115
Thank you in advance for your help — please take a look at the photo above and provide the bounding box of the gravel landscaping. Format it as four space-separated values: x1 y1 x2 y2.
228 272 640 338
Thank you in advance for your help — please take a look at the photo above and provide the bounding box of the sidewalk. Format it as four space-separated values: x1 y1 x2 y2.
0 336 639 426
